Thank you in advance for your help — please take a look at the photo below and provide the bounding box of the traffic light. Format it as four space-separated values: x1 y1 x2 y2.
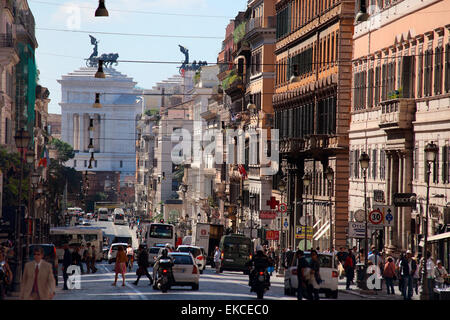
160 219 164 223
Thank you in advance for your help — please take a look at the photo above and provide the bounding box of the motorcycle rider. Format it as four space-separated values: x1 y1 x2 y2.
152 248 174 289
246 245 271 290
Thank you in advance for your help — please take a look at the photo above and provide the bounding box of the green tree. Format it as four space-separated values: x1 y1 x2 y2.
50 138 75 163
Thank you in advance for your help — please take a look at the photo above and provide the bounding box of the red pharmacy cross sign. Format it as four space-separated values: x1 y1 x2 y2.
267 197 279 210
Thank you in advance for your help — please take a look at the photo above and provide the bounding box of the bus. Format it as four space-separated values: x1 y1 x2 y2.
50 227 103 261
219 234 253 274
144 223 175 248
113 208 126 225
98 208 109 221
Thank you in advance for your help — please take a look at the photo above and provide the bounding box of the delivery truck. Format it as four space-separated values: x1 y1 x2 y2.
191 223 224 266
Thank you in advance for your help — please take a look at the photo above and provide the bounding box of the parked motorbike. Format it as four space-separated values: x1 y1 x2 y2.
153 259 174 293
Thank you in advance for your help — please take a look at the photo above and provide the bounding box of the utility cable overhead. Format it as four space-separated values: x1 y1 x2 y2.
29 0 233 19
36 27 223 39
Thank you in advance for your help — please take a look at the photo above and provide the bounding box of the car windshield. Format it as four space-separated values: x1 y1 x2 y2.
149 248 160 254
170 254 193 265
177 247 201 257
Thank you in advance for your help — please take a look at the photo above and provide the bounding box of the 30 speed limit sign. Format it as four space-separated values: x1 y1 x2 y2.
368 209 384 225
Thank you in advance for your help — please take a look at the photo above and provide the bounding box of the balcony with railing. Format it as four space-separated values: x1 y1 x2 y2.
379 98 416 131
245 16 276 34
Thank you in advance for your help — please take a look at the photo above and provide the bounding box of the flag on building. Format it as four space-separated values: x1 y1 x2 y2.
238 164 247 179
38 146 50 168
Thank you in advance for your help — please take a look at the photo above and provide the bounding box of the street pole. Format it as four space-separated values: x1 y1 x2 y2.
12 150 25 293
363 168 368 266
329 179 333 251
421 160 432 299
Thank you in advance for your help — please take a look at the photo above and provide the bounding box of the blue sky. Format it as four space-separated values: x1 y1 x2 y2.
28 0 247 114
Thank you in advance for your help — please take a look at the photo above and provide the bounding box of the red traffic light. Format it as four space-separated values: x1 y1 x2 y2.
160 219 164 223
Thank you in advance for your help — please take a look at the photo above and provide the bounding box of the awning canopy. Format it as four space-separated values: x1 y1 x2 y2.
314 221 330 241
419 231 450 247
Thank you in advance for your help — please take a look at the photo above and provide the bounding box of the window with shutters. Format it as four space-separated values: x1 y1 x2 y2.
317 95 336 135
367 148 371 178
434 147 439 184
350 150 354 178
424 49 433 96
276 5 291 39
380 149 386 181
445 43 450 93
354 149 360 179
362 70 367 108
372 149 377 180
434 46 443 95
368 68 374 108
374 65 381 105
442 146 449 184
414 147 419 181
401 56 415 98
387 61 396 97
417 51 424 97
381 63 388 101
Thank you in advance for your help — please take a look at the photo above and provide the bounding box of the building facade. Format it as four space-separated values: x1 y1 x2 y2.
273 0 355 250
350 0 450 258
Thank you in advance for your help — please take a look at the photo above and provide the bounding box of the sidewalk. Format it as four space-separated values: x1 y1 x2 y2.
337 278 420 300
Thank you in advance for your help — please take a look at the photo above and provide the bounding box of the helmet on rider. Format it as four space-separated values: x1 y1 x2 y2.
160 248 169 258
164 243 172 251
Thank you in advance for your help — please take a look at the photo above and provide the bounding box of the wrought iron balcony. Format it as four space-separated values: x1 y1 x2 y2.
379 98 416 131
245 16 276 34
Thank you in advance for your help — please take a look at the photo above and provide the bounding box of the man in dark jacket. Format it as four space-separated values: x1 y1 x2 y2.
133 245 153 286
72 246 83 274
62 244 72 290
296 250 309 300
344 248 356 290
399 250 416 300
246 246 270 289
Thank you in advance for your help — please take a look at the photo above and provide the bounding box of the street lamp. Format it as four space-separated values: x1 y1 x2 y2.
95 0 109 17
421 141 438 300
12 128 31 293
359 152 370 266
326 167 334 251
302 173 312 251
26 149 34 164
249 194 256 240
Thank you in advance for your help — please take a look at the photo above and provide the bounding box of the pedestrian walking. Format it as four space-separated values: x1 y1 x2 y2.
126 244 134 271
343 248 356 290
62 244 72 290
72 246 84 274
91 245 98 273
295 250 310 301
274 245 280 273
113 246 128 286
425 251 436 299
433 260 448 289
383 257 396 294
412 254 421 295
85 243 93 273
308 249 322 300
399 250 416 300
0 250 12 300
336 247 348 279
213 246 221 273
19 246 56 300
368 247 384 290
133 245 153 286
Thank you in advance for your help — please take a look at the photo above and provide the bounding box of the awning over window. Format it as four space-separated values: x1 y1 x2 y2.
314 221 330 241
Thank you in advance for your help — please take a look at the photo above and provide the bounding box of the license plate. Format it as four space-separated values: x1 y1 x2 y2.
258 276 264 281
225 259 234 262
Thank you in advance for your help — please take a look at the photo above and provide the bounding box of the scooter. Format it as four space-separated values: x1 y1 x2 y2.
250 268 270 299
153 259 173 293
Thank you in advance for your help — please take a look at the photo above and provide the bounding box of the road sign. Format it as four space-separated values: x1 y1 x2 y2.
295 226 313 239
299 216 306 226
348 222 365 238
354 209 365 223
278 203 287 214
368 209 384 225
372 205 395 227
393 193 417 207
283 219 289 229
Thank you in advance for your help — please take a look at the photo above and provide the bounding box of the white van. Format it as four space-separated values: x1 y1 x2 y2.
284 251 339 299
113 208 126 225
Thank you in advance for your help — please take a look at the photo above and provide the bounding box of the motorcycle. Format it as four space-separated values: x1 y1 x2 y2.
250 268 270 299
153 259 174 293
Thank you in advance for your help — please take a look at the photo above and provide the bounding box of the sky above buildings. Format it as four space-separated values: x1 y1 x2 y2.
28 0 247 114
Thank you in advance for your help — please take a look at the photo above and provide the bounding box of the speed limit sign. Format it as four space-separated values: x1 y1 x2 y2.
368 209 384 225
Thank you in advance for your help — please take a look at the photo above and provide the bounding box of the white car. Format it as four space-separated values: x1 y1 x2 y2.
176 245 206 273
284 251 339 299
148 247 162 266
167 252 199 290
108 243 129 264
